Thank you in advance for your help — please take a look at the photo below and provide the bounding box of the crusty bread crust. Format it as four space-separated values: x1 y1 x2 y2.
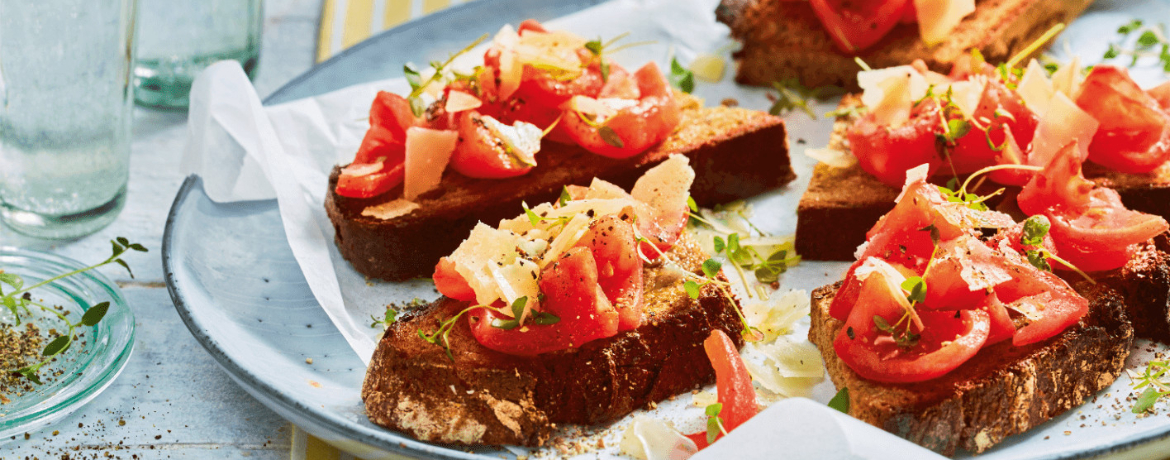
328 95 794 282
808 279 1133 455
796 95 1170 262
716 0 1096 90
361 232 745 446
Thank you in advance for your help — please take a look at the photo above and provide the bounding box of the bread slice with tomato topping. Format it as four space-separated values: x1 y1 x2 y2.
715 0 1096 89
327 93 793 281
360 231 745 446
809 279 1133 456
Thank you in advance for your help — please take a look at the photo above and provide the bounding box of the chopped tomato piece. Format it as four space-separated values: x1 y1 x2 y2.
469 247 619 356
575 214 643 331
561 62 680 159
511 49 606 108
448 110 535 179
1016 141 1095 216
354 92 421 164
686 330 756 449
1044 188 1169 272
516 19 547 34
433 257 476 302
808 0 910 53
847 101 943 188
335 161 404 198
949 79 1039 174
833 265 990 383
1076 66 1170 174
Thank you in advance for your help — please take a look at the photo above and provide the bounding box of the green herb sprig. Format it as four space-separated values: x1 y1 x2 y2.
489 296 559 330
704 402 728 444
403 33 489 116
1103 20 1170 71
370 306 399 329
0 238 146 384
669 57 695 94
828 387 849 413
1131 360 1170 413
767 79 842 120
583 32 653 83
417 305 479 360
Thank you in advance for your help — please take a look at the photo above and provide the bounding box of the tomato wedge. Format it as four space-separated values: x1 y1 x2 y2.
448 110 535 179
847 101 943 188
1044 188 1169 273
335 161 405 198
686 329 756 449
469 247 619 356
1076 66 1170 173
834 264 990 383
808 0 911 53
561 62 680 159
433 257 476 302
948 79 1040 174
575 214 643 331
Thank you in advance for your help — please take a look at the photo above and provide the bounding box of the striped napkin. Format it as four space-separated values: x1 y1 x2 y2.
316 0 478 62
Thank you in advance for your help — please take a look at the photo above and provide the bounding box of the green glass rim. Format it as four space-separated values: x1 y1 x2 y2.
0 246 135 439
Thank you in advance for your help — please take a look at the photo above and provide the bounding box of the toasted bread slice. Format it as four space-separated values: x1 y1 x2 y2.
361 232 745 446
808 279 1133 455
796 95 1170 262
716 0 1096 90
1101 237 1170 343
327 94 794 282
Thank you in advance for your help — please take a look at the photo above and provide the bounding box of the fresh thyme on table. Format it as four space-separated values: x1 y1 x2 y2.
1131 359 1170 413
1103 20 1170 71
0 237 145 387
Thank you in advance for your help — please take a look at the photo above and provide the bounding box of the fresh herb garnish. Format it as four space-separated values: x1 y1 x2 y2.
370 306 399 328
558 186 573 207
583 32 653 83
828 387 850 413
1103 20 1170 70
2 238 146 383
767 79 841 120
418 305 479 360
670 57 695 94
598 125 625 148
1020 215 1053 272
704 402 728 444
403 33 489 116
1130 360 1170 413
823 105 868 119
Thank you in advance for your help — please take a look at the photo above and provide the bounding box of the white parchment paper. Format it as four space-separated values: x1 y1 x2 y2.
179 0 1170 458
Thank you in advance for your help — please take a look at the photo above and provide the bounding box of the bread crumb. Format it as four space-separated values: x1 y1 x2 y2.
305 358 313 364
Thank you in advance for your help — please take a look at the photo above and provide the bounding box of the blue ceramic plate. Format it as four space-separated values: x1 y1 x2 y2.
163 0 1170 458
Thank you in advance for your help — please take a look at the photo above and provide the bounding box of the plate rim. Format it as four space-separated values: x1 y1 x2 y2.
161 0 1170 456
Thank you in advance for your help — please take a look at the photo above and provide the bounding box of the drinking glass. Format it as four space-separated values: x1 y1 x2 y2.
133 0 263 108
0 0 137 240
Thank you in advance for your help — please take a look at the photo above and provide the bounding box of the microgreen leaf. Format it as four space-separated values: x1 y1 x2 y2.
873 315 894 333
1139 30 1161 48
559 186 572 207
919 224 941 246
1119 19 1144 35
713 236 726 254
370 306 399 328
669 57 695 94
491 318 520 330
828 387 850 414
115 259 134 279
81 301 110 327
902 276 927 305
523 202 541 227
705 402 723 417
705 403 725 444
947 119 972 140
532 311 560 325
584 39 603 56
17 367 42 385
598 125 624 148
1133 387 1161 413
701 259 722 279
684 280 701 299
511 296 528 319
1021 215 1051 246
687 195 699 213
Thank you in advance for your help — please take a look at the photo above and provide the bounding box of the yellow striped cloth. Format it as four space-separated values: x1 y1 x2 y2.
316 0 478 62
297 1 476 458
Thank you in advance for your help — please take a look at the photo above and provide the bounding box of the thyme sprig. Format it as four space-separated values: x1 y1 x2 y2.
1130 360 1170 413
0 238 146 384
403 33 489 116
766 79 841 120
1103 20 1170 71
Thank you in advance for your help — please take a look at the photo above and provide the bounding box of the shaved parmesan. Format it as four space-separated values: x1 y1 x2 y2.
632 155 695 219
858 66 928 127
1030 92 1098 166
914 0 975 46
1017 59 1056 117
805 147 858 168
690 53 726 82
449 223 528 306
853 257 907 285
947 78 986 120
620 416 697 460
403 127 458 200
444 90 483 113
361 199 419 220
760 336 824 379
480 115 542 166
743 289 809 342
743 360 820 398
1051 56 1084 98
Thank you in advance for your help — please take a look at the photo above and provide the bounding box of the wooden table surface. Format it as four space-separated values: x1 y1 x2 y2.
1 0 322 457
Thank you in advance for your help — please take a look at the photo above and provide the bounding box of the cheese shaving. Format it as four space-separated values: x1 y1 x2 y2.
619 416 697 460
361 199 419 220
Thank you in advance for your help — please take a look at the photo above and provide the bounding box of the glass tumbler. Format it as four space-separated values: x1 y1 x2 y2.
0 0 137 240
133 0 263 108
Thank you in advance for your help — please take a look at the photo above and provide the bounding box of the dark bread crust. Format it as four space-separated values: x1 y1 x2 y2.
1101 237 1170 344
327 98 794 282
361 233 746 446
796 96 1170 262
716 0 1096 90
808 279 1133 455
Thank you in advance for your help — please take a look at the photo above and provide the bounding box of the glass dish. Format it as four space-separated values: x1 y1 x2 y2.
0 247 134 439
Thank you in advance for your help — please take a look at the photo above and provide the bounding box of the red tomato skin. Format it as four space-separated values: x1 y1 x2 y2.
516 19 547 34
1077 66 1170 174
686 329 757 449
433 257 476 302
511 49 605 108
335 162 404 198
847 103 943 188
1149 81 1170 110
575 215 643 331
983 295 1017 345
448 110 535 179
1043 189 1169 273
352 125 406 166
561 62 680 159
949 80 1040 174
1017 141 1095 217
833 271 991 383
919 257 992 311
469 247 619 356
1006 289 1088 346
808 0 910 53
